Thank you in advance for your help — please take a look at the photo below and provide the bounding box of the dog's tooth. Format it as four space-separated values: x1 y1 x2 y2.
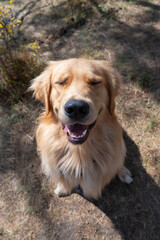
68 131 75 138
82 130 87 136
70 133 78 138
68 130 87 139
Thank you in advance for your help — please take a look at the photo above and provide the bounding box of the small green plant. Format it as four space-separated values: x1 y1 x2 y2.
0 1 21 67
145 116 158 132
26 207 39 215
66 0 92 23
97 4 106 13
137 72 153 89
127 71 153 90
0 0 42 102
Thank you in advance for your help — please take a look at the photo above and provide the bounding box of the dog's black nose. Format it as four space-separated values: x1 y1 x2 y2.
64 99 90 119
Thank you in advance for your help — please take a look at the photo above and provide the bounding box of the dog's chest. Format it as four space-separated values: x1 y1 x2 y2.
54 139 113 178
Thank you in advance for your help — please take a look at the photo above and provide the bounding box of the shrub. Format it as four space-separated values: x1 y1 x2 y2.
0 0 42 102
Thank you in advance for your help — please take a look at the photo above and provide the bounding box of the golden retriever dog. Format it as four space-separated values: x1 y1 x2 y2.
30 58 133 200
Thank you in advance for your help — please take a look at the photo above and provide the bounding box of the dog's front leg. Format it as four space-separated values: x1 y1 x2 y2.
54 181 72 197
118 166 133 184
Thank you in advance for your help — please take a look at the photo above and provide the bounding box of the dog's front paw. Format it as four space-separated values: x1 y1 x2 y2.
54 183 71 197
118 167 133 184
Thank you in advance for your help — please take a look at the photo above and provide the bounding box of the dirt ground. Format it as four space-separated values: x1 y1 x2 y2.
0 0 160 239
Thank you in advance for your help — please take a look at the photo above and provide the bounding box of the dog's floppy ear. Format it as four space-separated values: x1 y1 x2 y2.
29 62 55 115
101 61 121 115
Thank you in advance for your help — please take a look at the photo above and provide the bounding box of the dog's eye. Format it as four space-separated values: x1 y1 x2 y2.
89 81 101 86
56 81 67 86
59 82 66 86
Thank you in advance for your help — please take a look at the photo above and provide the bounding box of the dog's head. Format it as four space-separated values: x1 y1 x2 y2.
30 58 121 144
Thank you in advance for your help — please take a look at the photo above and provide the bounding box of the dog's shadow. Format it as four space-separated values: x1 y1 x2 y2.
91 131 160 240
1 106 160 240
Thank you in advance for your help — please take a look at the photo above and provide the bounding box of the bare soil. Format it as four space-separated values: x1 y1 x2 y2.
0 0 160 239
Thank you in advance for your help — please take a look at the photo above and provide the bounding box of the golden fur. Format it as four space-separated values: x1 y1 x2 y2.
30 58 133 199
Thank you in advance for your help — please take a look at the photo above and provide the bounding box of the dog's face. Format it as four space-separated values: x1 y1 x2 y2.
30 58 120 144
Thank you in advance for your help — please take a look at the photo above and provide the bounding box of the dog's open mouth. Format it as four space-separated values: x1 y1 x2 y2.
63 122 96 144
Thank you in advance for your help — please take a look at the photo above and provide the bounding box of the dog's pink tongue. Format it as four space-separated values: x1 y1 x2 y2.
64 124 88 135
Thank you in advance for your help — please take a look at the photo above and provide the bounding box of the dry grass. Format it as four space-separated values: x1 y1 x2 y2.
0 0 160 239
